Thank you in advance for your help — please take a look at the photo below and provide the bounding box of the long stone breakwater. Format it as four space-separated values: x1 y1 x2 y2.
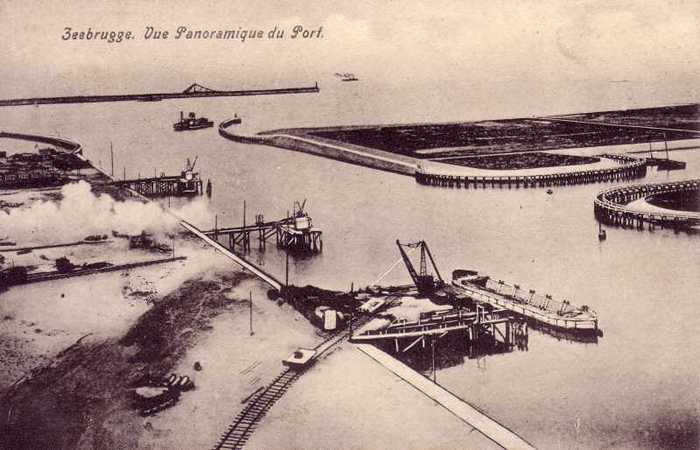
594 179 700 230
0 131 83 154
218 119 416 175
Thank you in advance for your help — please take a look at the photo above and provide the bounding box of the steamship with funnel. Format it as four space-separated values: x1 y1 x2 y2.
173 111 214 131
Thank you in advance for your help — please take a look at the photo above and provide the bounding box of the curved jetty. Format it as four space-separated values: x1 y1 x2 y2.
415 153 646 188
594 179 700 230
219 104 698 188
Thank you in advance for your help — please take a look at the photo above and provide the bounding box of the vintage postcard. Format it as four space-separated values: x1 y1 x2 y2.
0 1 698 449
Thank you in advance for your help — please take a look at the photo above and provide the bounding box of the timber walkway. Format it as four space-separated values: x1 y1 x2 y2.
356 344 536 450
352 308 511 341
179 220 283 290
594 178 700 230
415 154 647 188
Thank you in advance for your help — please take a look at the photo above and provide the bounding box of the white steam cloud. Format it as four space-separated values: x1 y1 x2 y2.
1 181 211 244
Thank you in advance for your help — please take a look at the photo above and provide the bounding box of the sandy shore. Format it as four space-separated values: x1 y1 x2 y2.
0 241 227 391
136 277 323 449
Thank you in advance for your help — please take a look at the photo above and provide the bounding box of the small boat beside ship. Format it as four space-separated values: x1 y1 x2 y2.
451 269 598 333
173 111 214 131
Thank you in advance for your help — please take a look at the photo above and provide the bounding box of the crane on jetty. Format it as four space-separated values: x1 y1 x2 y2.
396 240 444 296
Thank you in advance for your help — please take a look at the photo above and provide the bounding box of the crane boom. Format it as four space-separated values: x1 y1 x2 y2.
396 239 444 296
396 239 420 286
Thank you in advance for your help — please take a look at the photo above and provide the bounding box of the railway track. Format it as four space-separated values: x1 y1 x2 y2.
213 317 370 450
213 368 303 450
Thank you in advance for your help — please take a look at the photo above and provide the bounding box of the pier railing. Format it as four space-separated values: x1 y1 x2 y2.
353 307 510 340
415 154 647 188
594 178 700 229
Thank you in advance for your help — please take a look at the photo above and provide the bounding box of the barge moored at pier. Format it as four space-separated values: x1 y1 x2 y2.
452 270 598 333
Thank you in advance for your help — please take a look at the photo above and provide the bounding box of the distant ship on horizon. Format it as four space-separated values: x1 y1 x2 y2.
335 72 359 82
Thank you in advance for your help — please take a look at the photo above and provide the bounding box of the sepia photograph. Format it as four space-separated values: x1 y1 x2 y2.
0 1 698 449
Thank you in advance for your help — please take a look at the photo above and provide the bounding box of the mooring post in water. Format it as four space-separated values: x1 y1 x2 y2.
110 142 114 177
249 290 254 336
431 335 436 383
243 200 249 252
285 252 289 288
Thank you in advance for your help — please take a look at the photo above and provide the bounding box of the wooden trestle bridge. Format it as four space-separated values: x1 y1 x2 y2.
110 157 204 198
352 307 519 353
594 178 700 230
202 212 322 254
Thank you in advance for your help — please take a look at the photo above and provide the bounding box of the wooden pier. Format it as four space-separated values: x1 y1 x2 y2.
110 158 204 198
356 344 536 450
352 307 517 352
0 82 319 107
111 174 203 197
415 154 647 188
594 179 700 230
203 212 322 254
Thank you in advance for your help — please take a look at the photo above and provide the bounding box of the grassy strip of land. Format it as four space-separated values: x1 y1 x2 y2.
555 103 699 131
441 152 600 170
646 189 700 213
263 104 699 160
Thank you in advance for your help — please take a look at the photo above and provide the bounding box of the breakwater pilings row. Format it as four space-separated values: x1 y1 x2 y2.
416 154 647 188
594 179 700 230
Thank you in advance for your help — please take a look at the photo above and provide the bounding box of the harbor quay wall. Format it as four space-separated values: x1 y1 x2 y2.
594 178 700 230
266 135 415 175
218 120 416 176
0 131 83 154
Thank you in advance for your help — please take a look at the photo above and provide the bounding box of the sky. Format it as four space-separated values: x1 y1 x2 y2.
0 0 698 107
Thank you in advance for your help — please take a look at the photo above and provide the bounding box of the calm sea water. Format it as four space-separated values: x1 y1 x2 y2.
1 83 698 449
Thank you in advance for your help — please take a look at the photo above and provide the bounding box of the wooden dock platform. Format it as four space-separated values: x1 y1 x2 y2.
111 174 203 197
203 213 322 254
356 344 536 450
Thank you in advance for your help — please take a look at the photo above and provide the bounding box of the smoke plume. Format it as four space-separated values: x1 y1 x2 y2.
0 181 211 244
